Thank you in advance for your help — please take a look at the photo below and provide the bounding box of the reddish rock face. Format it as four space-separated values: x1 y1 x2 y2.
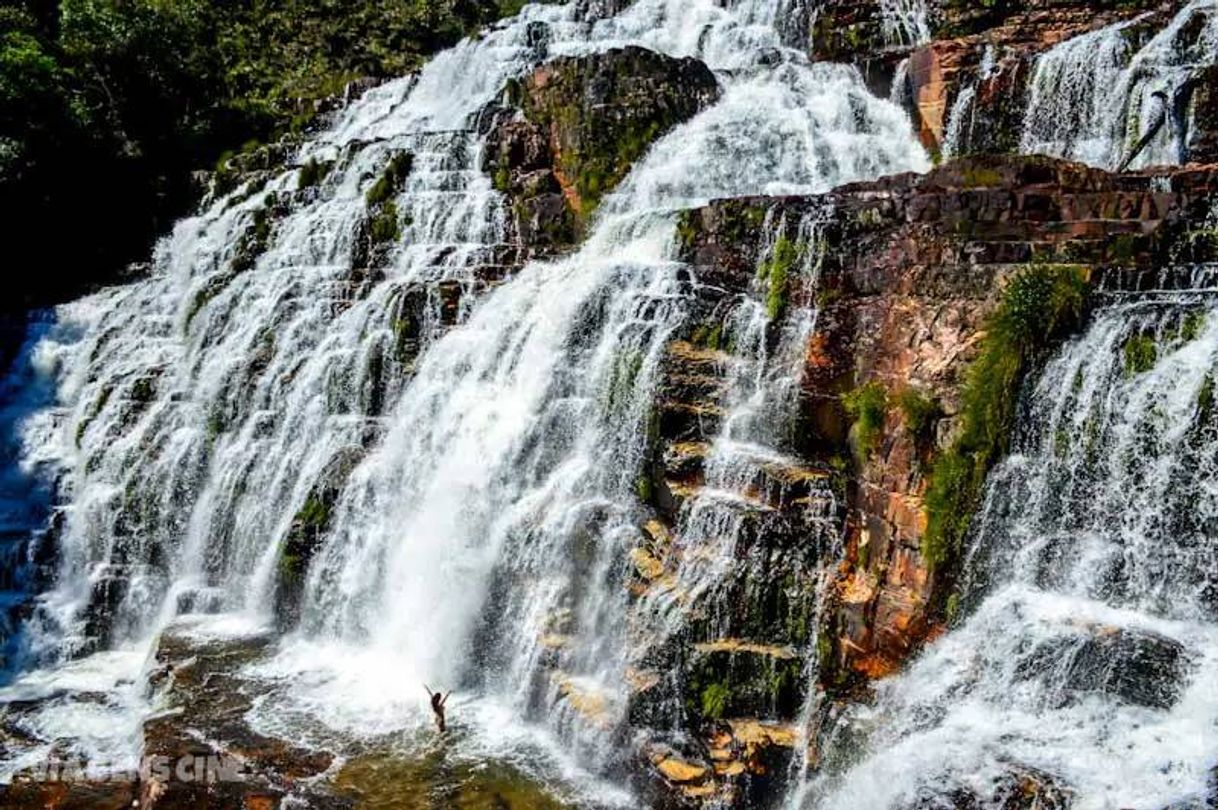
813 0 1172 156
680 155 1218 691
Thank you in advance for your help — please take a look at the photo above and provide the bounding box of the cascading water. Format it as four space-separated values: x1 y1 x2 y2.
1021 0 1218 170
880 0 931 49
797 268 1218 809
941 46 996 161
0 0 928 800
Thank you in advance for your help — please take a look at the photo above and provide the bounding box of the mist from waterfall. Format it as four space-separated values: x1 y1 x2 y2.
802 270 1218 809
0 0 927 798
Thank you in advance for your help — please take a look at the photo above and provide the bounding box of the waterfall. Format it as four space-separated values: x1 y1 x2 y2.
941 46 995 160
1020 0 1218 170
0 0 928 796
880 0 931 49
800 268 1218 809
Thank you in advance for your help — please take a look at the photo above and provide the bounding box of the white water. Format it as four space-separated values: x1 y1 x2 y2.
941 46 995 160
0 0 927 798
1021 0 1218 170
803 276 1218 809
880 0 931 48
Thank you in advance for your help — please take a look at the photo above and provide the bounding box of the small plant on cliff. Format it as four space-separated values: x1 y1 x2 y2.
368 201 401 245
700 682 730 720
844 381 889 459
922 263 1088 569
897 387 942 446
1181 310 1207 343
1123 333 1157 377
366 151 414 206
297 157 332 190
758 235 802 320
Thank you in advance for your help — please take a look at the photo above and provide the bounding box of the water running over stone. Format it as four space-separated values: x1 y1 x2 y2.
1021 0 1218 170
802 269 1218 809
0 0 927 799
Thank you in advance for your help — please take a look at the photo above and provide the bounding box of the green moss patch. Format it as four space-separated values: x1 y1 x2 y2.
757 235 803 321
297 157 333 190
844 381 889 459
922 263 1088 570
897 387 942 446
1123 333 1157 376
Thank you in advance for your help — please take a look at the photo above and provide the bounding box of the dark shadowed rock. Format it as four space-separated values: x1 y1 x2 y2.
1017 626 1192 710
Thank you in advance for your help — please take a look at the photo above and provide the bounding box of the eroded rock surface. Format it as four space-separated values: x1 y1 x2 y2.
484 46 720 255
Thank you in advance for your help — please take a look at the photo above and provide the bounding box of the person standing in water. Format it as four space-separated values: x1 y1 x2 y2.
424 685 451 733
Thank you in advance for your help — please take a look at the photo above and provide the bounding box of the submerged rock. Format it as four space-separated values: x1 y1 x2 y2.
1017 625 1192 710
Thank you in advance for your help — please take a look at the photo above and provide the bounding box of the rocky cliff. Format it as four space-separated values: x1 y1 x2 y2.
626 153 1218 805
5 2 1218 809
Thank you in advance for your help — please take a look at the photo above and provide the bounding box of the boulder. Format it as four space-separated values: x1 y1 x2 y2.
1017 625 1192 710
485 46 720 256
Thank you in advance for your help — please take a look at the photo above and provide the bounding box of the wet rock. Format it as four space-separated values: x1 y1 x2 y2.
683 640 804 721
485 46 720 256
678 154 1218 690
141 627 347 809
0 779 138 810
1017 625 1192 710
273 447 363 630
335 751 573 809
902 765 1071 810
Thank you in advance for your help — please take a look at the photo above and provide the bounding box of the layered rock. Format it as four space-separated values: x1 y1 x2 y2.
811 1 1173 157
912 1 1176 158
484 46 720 255
677 154 1218 701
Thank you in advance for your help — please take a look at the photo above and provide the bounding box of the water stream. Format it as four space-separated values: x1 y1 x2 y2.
0 0 927 802
799 270 1218 809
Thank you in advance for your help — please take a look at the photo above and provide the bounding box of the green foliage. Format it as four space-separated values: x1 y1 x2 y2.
368 201 401 245
675 210 699 256
945 593 961 623
844 381 889 459
366 151 414 206
700 682 730 720
689 322 725 351
1123 333 1157 377
922 263 1088 569
634 473 654 505
896 387 941 444
758 235 801 321
231 197 276 273
297 157 331 190
1181 310 1207 343
1 0 527 305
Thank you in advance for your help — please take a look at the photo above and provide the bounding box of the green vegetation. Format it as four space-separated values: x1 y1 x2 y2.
279 493 331 585
700 682 730 720
1123 333 1157 377
843 381 889 459
896 387 941 445
757 235 802 321
945 592 961 624
366 152 414 206
1 0 533 307
959 166 1003 188
231 195 277 273
1181 310 1207 343
368 201 401 245
297 157 332 190
922 263 1088 569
